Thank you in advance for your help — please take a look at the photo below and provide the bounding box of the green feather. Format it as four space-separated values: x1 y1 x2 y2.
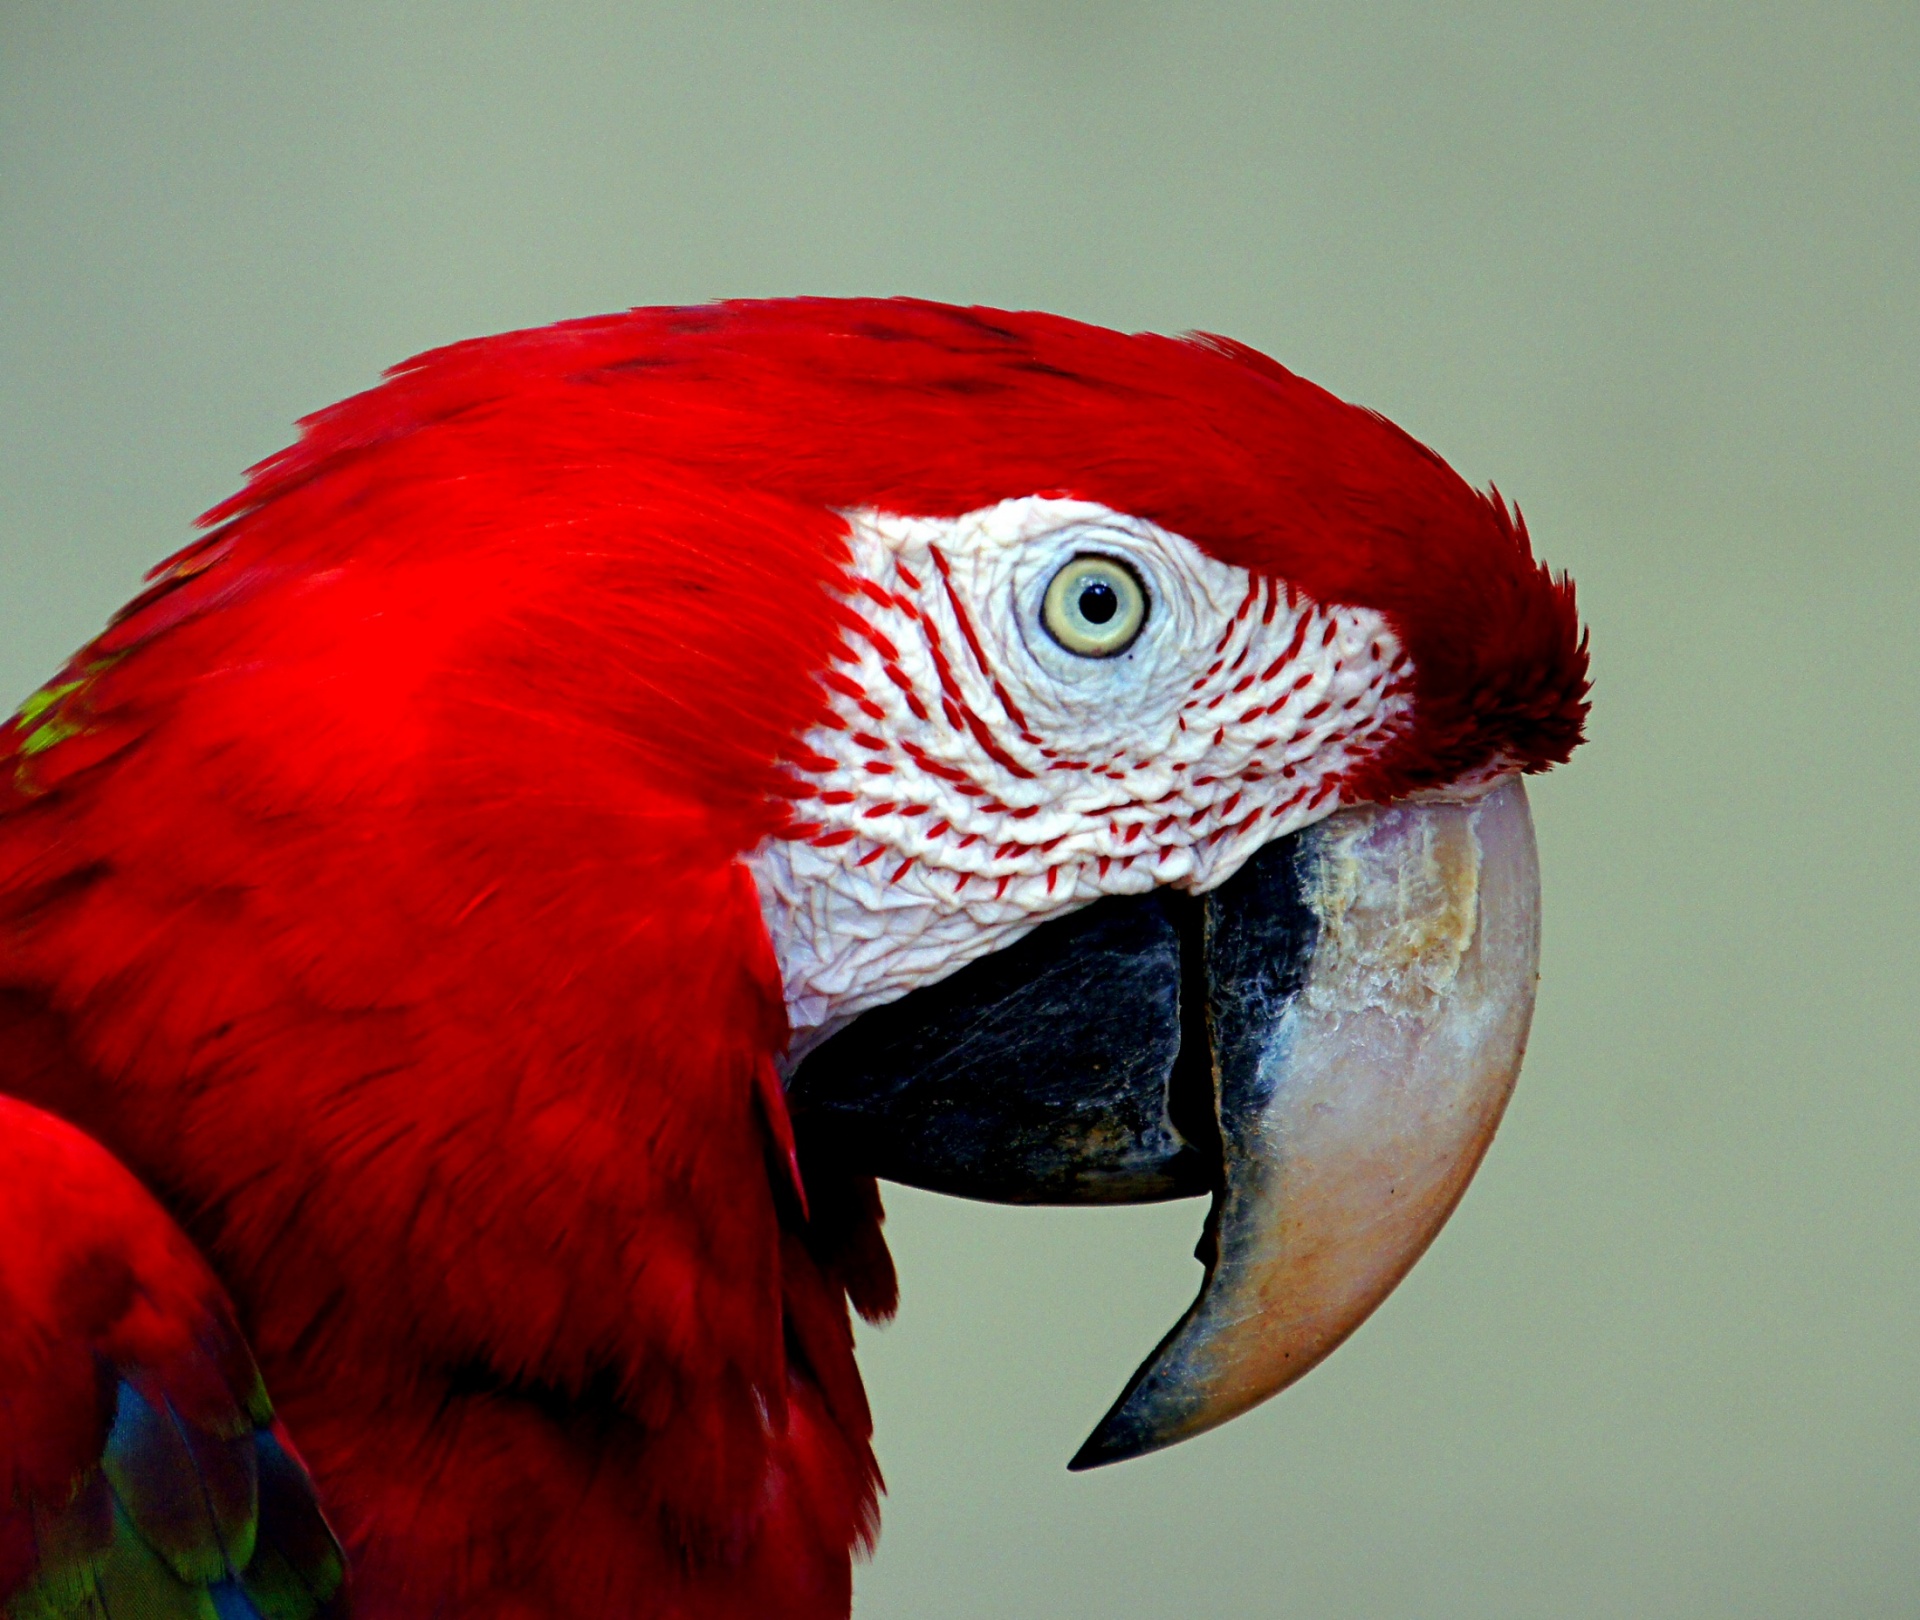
93 1500 221 1620
13 680 83 728
6 1474 113 1620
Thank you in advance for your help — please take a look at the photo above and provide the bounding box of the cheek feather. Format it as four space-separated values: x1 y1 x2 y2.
747 498 1414 1053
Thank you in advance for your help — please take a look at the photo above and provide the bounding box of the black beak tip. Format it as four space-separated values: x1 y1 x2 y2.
1065 1429 1128 1472
1064 1365 1187 1471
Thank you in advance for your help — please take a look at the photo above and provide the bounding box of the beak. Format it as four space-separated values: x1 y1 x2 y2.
788 776 1541 1466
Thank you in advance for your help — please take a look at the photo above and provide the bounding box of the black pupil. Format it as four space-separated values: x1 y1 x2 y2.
1078 580 1119 625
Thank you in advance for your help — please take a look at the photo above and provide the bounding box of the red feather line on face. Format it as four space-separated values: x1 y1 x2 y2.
0 298 1583 1616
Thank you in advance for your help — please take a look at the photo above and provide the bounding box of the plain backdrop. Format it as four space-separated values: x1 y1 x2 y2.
3 5 1916 1616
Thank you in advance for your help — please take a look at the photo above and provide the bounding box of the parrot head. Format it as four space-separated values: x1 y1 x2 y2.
630 301 1589 1464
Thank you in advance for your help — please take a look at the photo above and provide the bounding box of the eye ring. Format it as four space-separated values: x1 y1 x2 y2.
1041 554 1149 657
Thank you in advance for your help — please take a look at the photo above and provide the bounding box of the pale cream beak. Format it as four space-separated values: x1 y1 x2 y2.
1072 775 1541 1467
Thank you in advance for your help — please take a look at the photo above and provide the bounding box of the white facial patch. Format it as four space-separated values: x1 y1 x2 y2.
746 497 1411 1059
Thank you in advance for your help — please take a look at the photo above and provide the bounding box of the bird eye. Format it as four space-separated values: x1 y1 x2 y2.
1041 555 1148 657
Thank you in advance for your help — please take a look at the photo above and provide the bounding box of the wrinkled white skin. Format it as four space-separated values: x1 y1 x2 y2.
748 497 1411 1058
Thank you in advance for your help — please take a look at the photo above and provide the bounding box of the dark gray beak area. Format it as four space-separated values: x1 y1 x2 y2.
787 778 1541 1466
787 887 1229 1205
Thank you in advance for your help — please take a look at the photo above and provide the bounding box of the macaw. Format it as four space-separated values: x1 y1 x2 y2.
0 299 1587 1620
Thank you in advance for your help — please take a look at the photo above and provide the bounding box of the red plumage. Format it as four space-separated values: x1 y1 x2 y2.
0 298 1586 1618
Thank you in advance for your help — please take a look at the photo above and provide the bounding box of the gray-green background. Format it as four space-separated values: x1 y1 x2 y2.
4 5 1915 1615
